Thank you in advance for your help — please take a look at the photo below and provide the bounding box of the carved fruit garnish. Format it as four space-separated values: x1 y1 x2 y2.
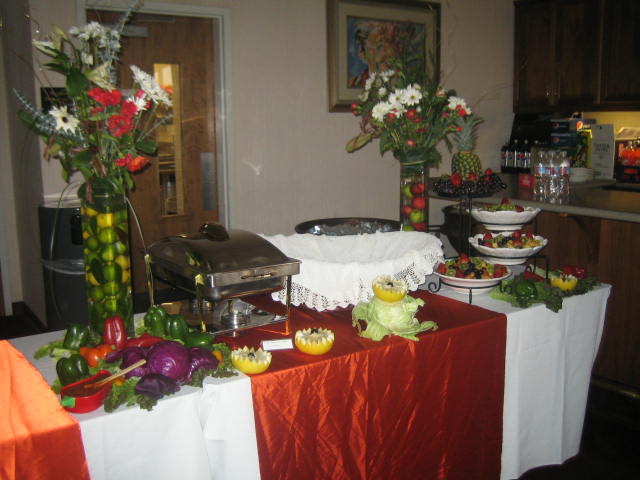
231 346 272 374
295 328 335 355
372 275 408 303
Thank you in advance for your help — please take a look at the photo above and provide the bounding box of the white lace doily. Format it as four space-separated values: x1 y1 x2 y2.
260 231 444 311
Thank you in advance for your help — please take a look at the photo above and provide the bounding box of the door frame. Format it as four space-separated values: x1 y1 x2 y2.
78 0 232 228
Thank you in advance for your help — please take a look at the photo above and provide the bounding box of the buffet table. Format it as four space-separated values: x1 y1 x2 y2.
431 281 611 480
6 285 610 480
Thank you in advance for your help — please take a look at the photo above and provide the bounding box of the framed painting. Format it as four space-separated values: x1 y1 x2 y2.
327 0 440 112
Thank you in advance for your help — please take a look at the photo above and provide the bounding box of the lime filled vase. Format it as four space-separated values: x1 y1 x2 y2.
80 183 133 334
398 152 429 231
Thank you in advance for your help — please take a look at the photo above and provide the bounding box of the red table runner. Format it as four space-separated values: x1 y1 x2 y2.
228 291 507 480
0 340 89 480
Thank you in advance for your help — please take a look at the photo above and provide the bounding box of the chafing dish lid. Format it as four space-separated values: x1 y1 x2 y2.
149 223 297 274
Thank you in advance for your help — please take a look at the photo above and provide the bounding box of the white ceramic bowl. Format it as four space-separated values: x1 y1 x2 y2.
434 268 511 295
471 206 541 232
468 233 548 265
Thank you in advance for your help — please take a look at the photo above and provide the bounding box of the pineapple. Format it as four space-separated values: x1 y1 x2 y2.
451 115 483 178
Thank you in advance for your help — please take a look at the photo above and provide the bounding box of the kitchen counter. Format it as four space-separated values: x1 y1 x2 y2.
430 175 640 223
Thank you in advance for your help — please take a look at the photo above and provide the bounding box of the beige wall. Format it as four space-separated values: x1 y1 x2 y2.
2 0 516 319
30 0 516 233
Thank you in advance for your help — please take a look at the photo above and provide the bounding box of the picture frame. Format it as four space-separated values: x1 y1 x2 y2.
327 0 440 112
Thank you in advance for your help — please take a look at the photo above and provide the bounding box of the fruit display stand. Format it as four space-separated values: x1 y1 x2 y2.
432 171 507 255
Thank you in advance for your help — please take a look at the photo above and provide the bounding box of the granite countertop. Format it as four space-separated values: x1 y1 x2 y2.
430 175 640 223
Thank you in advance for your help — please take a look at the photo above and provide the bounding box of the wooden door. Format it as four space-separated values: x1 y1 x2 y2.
600 0 640 107
554 0 600 109
514 1 555 112
88 11 218 295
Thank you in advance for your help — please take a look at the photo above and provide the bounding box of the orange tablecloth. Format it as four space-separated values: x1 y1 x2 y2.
233 291 507 480
0 340 89 480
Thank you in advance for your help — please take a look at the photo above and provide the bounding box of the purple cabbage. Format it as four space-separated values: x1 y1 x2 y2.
105 346 148 378
185 347 219 382
134 373 180 400
146 340 191 382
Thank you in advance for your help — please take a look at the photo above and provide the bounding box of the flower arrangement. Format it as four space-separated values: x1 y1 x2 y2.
14 0 171 200
346 54 477 168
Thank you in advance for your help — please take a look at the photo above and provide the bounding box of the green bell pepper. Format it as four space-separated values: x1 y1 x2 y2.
184 331 214 349
56 354 90 386
167 314 188 342
62 324 90 350
144 305 168 337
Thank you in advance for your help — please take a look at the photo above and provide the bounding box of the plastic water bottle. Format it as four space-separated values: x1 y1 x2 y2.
533 149 548 199
557 150 571 198
547 151 561 202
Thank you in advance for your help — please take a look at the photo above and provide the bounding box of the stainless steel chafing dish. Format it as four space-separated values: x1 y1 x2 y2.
146 223 300 335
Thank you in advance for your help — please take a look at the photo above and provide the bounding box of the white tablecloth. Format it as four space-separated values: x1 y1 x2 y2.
429 279 611 480
10 332 261 480
11 282 610 480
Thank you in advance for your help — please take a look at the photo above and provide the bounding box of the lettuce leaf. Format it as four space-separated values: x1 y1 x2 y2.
352 296 437 341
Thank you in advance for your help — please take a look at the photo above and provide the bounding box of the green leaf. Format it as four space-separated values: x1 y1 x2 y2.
44 61 70 76
135 139 157 155
66 68 89 97
71 150 91 169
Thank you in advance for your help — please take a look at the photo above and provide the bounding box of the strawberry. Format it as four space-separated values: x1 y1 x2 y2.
483 232 493 241
484 168 493 175
468 172 478 182
516 205 524 212
512 239 523 248
500 197 510 205
525 231 534 239
450 173 462 186
455 270 465 278
513 230 522 239
437 263 447 274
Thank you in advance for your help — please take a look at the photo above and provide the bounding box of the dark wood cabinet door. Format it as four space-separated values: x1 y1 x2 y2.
600 0 640 106
514 1 555 112
554 0 600 109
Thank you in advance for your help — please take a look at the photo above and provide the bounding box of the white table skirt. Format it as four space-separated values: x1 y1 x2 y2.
428 280 611 480
12 283 610 480
10 332 261 480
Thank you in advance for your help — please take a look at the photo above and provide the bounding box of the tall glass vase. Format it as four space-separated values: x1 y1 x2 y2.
80 184 133 334
398 156 428 231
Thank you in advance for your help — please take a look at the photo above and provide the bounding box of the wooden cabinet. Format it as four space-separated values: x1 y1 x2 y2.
532 211 640 390
600 0 640 107
514 0 599 113
514 0 640 112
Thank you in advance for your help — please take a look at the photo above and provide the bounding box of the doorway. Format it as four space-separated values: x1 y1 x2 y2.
83 2 231 296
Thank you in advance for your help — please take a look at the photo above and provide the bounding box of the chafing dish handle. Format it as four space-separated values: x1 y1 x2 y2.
240 271 277 280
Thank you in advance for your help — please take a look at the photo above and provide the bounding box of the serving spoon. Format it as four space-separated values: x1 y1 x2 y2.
84 359 147 389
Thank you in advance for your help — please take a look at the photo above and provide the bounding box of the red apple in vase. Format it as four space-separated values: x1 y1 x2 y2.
450 173 462 186
411 197 426 210
401 205 413 216
411 222 426 231
410 182 426 195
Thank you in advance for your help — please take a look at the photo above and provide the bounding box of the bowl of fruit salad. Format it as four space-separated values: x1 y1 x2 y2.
434 255 511 295
471 198 540 232
469 230 548 265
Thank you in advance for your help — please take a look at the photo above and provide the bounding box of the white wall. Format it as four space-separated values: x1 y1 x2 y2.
1 0 516 319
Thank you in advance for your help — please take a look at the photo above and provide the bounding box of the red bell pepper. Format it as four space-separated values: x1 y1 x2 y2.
523 270 545 282
561 265 586 279
125 333 164 348
103 315 127 350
